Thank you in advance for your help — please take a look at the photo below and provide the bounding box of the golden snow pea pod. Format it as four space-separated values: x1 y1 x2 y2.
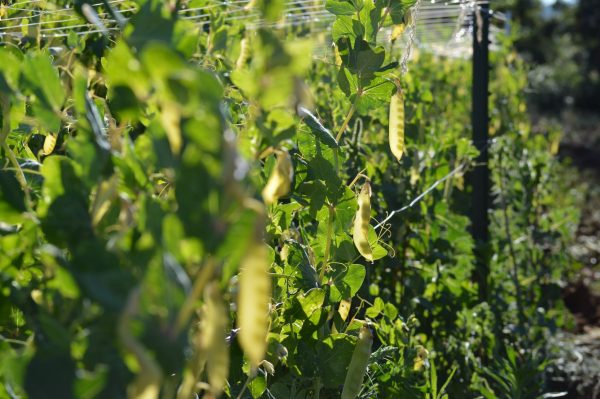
389 89 405 162
413 345 429 371
262 150 293 205
43 133 57 155
353 182 373 262
237 244 272 368
202 283 230 396
341 325 373 399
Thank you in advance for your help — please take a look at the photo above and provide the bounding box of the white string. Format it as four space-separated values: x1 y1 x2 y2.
374 162 467 229
400 0 421 74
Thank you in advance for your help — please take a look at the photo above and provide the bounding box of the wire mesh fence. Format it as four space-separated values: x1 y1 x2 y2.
0 0 504 60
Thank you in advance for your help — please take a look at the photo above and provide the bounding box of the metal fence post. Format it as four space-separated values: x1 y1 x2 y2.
471 3 490 302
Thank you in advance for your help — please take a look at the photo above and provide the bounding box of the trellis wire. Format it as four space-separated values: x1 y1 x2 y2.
373 133 497 231
374 162 467 230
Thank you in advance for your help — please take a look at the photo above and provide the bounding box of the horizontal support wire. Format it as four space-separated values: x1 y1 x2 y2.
1 0 129 15
374 162 468 230
0 8 137 30
374 132 495 231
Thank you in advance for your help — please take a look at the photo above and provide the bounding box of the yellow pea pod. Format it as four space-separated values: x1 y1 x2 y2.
338 299 351 322
160 102 182 155
333 43 343 67
262 150 293 205
236 36 250 70
118 289 162 399
202 283 230 397
389 89 405 162
341 325 373 399
43 133 57 155
353 183 373 262
391 24 406 41
413 345 429 371
237 244 272 368
404 9 413 26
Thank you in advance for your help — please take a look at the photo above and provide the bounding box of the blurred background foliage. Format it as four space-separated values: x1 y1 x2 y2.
494 1 600 397
497 0 600 113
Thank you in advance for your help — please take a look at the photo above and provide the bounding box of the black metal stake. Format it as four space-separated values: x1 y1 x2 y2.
471 3 490 302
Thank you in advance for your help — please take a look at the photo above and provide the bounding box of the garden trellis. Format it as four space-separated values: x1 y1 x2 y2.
3 0 580 396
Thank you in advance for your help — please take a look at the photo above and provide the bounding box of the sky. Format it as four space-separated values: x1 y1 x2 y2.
541 0 576 4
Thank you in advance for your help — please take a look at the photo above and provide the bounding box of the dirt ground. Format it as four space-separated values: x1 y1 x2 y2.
535 109 600 398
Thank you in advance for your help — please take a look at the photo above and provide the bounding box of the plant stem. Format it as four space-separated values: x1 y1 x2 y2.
336 104 356 142
118 287 163 399
313 377 321 399
0 95 31 208
174 258 217 335
0 334 28 346
319 205 335 283
236 373 253 399
497 151 525 330
348 170 368 188
376 0 392 34
2 142 31 206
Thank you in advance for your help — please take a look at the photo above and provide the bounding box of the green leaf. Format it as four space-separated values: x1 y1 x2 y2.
21 51 65 131
354 77 396 114
298 107 338 148
296 334 356 388
296 180 327 218
368 225 388 261
0 171 26 224
0 47 23 92
365 296 384 318
21 52 65 111
283 239 319 289
332 16 364 42
249 374 267 398
41 245 81 299
330 264 366 302
39 156 86 203
259 0 285 22
103 40 149 98
389 0 416 24
338 38 385 79
24 346 75 399
326 0 356 16
230 68 259 98
73 367 108 399
337 65 359 98
0 342 34 398
173 19 201 58
39 157 93 247
358 0 382 42
297 288 326 319
332 186 358 231
140 43 187 81
70 240 134 311
383 303 398 319
126 0 175 50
